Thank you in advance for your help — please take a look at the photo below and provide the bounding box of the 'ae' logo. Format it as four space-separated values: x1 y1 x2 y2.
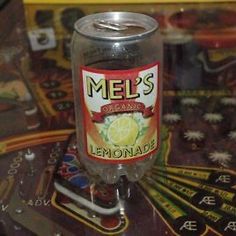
179 221 198 231
199 196 216 206
209 172 235 187
174 216 206 236
192 193 222 210
219 218 236 236
215 175 231 184
224 221 236 232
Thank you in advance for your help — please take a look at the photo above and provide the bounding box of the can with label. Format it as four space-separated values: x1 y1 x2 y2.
71 12 162 183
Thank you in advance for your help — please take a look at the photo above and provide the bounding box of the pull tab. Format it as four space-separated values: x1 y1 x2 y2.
93 20 145 31
94 20 128 31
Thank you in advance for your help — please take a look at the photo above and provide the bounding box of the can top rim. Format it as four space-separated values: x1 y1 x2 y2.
74 12 158 41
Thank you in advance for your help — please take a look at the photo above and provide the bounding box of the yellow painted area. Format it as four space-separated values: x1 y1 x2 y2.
142 179 219 235
154 175 197 198
221 203 236 216
140 180 185 219
8 136 68 153
139 187 180 236
167 164 236 175
208 48 236 62
0 143 6 154
51 192 129 235
0 179 8 198
34 83 56 117
155 166 211 180
24 0 236 4
165 132 171 165
151 180 222 222
44 50 71 69
1 129 73 145
162 173 236 202
0 129 74 155
3 176 15 200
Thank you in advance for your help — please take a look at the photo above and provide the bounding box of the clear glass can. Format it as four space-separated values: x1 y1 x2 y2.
71 12 162 184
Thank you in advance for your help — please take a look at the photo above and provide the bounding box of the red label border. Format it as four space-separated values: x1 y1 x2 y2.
80 62 161 164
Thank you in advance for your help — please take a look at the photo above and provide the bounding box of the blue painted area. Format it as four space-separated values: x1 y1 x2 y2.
69 175 89 189
63 154 75 162
68 166 79 173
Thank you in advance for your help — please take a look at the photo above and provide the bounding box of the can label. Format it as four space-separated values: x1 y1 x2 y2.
81 62 160 163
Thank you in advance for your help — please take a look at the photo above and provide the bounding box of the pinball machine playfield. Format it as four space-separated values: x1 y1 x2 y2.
0 0 236 235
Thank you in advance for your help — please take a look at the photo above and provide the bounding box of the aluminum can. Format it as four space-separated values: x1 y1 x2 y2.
71 12 162 183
